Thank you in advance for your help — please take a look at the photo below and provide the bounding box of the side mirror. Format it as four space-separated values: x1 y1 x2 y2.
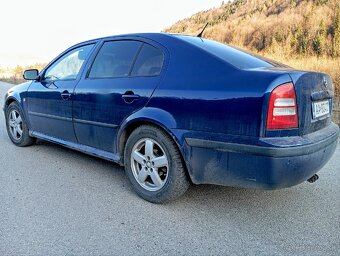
23 69 39 80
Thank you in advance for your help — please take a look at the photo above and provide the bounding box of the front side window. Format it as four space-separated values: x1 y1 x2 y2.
44 44 94 81
89 41 142 78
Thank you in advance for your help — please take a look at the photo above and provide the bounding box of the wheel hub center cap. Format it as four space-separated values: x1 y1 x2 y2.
146 161 151 168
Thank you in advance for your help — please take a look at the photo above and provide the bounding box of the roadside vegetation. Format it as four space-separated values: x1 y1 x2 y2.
0 63 46 84
165 0 340 96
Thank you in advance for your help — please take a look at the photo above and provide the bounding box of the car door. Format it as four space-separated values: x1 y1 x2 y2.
73 39 165 152
27 44 95 142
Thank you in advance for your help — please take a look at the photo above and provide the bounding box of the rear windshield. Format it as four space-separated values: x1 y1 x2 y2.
176 35 284 69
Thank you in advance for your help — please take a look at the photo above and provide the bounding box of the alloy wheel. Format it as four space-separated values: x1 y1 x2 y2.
8 109 23 141
130 138 169 191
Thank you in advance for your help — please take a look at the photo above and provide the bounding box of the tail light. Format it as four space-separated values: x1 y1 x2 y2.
266 82 298 130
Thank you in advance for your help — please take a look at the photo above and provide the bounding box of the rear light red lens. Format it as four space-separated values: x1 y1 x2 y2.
266 83 298 130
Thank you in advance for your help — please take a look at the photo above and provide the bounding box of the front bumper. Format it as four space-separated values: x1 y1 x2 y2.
185 123 339 189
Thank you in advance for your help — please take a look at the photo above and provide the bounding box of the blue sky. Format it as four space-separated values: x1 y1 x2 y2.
0 0 223 67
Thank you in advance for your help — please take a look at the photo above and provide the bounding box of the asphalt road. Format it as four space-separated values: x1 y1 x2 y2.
0 81 339 255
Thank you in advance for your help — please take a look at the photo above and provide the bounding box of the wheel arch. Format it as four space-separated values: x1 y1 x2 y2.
4 97 25 119
4 96 17 109
117 114 192 182
4 96 36 146
4 97 31 129
118 118 179 158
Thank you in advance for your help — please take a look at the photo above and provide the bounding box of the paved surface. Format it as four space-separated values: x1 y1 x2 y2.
0 82 339 255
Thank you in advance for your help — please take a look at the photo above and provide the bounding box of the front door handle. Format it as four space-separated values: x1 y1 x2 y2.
122 91 140 103
61 90 72 100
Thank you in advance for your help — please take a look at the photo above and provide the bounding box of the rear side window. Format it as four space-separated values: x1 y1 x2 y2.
176 36 284 69
89 41 142 78
131 44 164 76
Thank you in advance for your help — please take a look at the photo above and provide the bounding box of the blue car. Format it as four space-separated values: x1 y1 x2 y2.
3 33 339 203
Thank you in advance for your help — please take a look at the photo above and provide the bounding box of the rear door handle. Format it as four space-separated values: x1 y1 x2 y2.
61 90 72 100
122 91 140 103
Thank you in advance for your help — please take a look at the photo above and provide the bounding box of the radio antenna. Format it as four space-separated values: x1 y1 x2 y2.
197 23 209 38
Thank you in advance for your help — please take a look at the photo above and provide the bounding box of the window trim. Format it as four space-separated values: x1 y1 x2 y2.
85 39 165 80
128 43 144 76
129 43 165 77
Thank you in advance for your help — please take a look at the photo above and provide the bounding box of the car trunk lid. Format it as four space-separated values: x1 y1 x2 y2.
289 71 334 135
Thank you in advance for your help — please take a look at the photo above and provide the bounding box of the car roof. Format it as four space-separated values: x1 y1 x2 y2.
75 32 190 46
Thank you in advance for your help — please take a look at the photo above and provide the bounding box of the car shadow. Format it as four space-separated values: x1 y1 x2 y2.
10 138 325 213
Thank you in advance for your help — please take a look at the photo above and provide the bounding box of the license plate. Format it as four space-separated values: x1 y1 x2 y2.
312 100 330 119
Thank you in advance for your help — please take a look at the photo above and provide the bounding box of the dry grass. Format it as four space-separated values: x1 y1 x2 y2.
0 63 46 85
166 0 340 58
263 55 340 96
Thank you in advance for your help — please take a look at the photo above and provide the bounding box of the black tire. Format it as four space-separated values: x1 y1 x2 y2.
5 102 35 147
124 125 190 203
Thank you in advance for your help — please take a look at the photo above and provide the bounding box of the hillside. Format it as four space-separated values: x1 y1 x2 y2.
164 0 340 95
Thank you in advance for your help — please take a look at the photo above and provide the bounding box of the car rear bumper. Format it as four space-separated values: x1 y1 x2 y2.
185 123 339 189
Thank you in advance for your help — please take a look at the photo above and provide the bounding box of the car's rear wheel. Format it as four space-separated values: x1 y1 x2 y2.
124 125 190 203
5 102 35 147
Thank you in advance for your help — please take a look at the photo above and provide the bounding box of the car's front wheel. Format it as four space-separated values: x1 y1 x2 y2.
5 102 35 147
124 125 190 203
